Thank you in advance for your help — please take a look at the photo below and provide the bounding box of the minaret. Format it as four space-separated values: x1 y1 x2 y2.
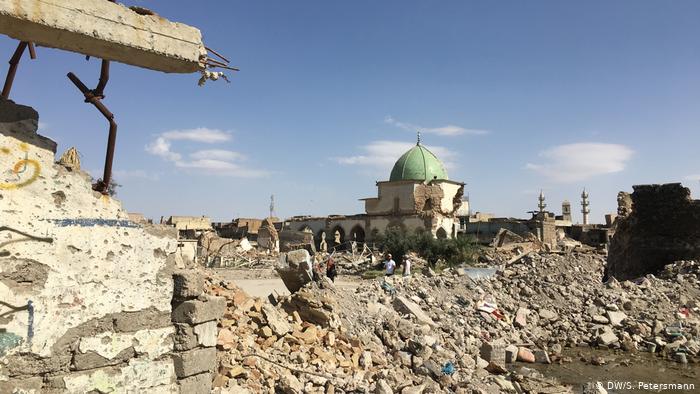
538 190 547 213
581 189 590 225
417 131 422 145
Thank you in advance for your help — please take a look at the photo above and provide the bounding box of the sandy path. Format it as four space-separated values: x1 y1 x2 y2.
213 269 360 298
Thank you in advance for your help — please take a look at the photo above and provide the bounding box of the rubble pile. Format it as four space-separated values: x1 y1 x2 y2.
202 251 699 393
352 252 699 366
202 232 279 269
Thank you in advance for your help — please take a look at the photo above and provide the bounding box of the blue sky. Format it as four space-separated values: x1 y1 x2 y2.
3 0 699 223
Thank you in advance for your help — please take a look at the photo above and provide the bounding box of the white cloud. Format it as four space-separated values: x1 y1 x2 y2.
189 149 245 161
333 140 456 175
385 115 489 136
145 128 268 178
38 121 49 132
684 174 700 182
145 136 182 161
175 159 269 178
161 127 231 143
526 142 634 183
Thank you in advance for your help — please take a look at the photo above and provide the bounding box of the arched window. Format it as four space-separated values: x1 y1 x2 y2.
349 225 366 243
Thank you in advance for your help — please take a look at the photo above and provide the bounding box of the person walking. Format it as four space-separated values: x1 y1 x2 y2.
326 258 337 282
402 255 411 276
384 253 396 276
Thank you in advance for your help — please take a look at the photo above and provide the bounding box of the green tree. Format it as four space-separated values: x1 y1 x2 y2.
374 227 479 267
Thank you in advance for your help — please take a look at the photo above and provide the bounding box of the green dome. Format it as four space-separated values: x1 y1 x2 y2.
389 143 449 182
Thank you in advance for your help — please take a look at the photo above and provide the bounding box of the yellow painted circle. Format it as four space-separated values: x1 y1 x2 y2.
0 159 41 189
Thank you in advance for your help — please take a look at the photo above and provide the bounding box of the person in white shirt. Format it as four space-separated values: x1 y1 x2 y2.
402 255 411 276
384 254 396 276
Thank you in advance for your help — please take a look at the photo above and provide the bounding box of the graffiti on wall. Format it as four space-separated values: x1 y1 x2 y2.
0 225 44 355
0 143 41 190
0 300 33 356
46 218 139 228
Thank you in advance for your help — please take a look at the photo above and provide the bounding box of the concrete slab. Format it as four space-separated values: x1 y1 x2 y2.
0 0 206 73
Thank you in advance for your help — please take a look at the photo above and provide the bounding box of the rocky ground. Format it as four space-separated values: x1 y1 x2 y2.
204 251 699 393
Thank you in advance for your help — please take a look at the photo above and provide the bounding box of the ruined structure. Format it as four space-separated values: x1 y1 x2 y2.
165 215 212 239
0 0 208 74
290 137 466 246
560 200 572 223
607 183 700 281
0 98 215 392
257 217 280 252
0 2 232 390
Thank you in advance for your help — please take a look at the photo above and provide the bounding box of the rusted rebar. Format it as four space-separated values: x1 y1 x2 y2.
67 66 117 195
205 46 230 63
2 41 28 99
27 42 36 59
94 59 110 98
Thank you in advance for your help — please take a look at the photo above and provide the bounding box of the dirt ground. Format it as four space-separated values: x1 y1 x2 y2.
214 268 361 298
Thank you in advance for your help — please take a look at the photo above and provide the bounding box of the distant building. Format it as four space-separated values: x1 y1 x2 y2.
289 137 466 248
127 212 150 224
164 216 211 239
213 217 282 240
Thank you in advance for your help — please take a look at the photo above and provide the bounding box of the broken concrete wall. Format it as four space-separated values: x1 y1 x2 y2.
257 218 279 252
0 0 206 73
171 271 224 394
607 183 700 281
464 219 533 244
0 98 180 392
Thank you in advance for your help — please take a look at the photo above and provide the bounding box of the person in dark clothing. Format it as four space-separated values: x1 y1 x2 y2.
326 258 337 282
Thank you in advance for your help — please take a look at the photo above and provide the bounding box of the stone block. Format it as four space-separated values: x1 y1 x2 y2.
480 341 506 368
392 296 435 326
538 309 558 321
193 321 218 347
0 0 206 73
177 372 213 394
606 311 627 327
261 303 292 336
375 379 394 394
517 347 535 363
172 347 216 378
173 271 205 300
172 296 226 324
174 323 198 351
505 345 518 363
514 308 529 328
533 349 551 364
597 331 618 346
286 249 311 264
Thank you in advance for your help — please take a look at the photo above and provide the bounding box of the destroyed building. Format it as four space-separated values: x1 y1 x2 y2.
0 98 227 393
0 0 235 391
461 190 613 248
165 216 213 239
607 182 700 280
290 136 467 248
212 217 282 241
